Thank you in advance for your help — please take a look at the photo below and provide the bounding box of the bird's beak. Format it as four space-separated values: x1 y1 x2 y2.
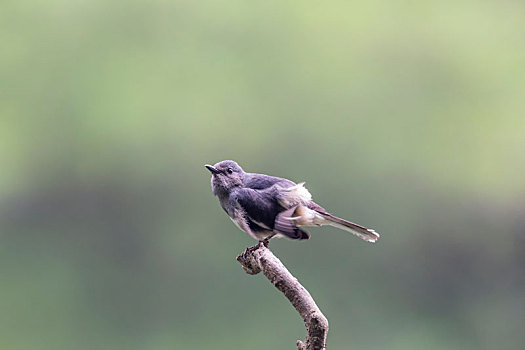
205 164 221 174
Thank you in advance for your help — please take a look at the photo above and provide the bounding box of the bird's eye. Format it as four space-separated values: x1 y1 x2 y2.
227 168 233 174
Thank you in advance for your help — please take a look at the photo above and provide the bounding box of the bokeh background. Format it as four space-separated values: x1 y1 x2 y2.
1 1 524 349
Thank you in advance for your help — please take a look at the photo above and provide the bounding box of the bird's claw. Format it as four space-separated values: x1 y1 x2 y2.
242 239 270 259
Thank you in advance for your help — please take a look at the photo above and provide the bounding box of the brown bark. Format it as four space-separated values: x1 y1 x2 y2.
237 243 329 350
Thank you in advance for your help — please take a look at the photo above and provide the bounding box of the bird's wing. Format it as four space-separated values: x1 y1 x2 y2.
231 187 309 240
244 173 295 190
231 187 280 231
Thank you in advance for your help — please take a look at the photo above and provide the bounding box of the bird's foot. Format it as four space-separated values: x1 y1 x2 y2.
243 241 263 256
243 239 270 258
253 240 266 250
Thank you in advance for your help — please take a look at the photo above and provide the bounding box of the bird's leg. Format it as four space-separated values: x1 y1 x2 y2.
248 234 275 254
262 233 276 247
245 239 267 255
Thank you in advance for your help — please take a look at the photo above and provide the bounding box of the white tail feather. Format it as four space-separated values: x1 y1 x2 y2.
326 221 379 243
291 206 380 243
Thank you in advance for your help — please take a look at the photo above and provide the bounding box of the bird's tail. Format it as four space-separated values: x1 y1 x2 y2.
285 204 380 243
317 211 380 243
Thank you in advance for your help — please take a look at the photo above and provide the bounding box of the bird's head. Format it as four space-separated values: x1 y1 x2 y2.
205 160 245 196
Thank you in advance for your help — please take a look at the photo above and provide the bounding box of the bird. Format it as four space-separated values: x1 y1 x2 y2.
205 160 380 244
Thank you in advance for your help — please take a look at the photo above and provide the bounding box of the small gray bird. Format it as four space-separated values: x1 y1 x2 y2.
205 160 380 243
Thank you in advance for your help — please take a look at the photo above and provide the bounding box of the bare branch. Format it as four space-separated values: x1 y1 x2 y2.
237 243 329 350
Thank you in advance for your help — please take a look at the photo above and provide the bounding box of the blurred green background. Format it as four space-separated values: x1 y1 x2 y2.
1 1 524 349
